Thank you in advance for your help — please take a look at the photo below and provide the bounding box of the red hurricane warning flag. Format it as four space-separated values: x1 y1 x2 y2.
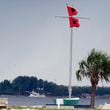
69 17 80 28
67 6 78 16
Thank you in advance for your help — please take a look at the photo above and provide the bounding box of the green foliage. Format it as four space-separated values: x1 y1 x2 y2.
0 76 110 96
76 49 110 83
0 76 68 96
0 80 13 94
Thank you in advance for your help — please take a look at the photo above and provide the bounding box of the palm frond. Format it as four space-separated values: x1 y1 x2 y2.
76 49 110 84
76 70 82 81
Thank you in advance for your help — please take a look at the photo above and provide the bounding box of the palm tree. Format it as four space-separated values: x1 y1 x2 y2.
76 49 110 108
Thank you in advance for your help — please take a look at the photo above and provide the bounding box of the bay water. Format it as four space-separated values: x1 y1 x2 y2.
0 95 110 107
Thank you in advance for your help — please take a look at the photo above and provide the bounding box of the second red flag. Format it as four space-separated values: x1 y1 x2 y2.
69 17 80 28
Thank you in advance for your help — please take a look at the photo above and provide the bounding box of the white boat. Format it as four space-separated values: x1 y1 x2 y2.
29 91 45 98
97 103 110 110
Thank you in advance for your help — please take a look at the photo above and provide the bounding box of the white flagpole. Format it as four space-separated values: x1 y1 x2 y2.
68 28 73 98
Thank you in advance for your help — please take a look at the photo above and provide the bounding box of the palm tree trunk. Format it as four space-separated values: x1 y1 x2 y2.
90 84 96 108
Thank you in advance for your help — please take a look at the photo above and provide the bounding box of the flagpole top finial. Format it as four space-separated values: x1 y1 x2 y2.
66 3 68 6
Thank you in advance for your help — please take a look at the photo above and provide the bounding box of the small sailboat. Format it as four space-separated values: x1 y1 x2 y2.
29 90 45 98
29 80 46 98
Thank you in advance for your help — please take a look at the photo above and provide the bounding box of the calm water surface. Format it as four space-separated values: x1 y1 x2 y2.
0 95 110 107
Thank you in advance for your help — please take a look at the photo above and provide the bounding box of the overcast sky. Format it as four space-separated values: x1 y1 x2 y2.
0 0 110 86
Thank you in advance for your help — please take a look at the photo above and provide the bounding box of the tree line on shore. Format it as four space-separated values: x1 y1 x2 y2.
0 75 110 96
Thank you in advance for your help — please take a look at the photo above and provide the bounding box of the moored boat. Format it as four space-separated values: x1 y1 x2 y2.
29 91 45 98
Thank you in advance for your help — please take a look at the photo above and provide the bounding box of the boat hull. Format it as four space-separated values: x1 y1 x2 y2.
53 98 80 106
63 98 79 105
29 91 45 98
